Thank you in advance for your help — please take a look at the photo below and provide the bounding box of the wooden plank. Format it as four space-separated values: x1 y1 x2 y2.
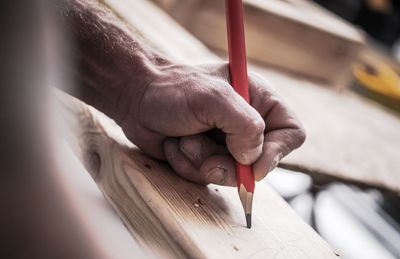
150 0 365 84
59 93 337 258
251 64 400 194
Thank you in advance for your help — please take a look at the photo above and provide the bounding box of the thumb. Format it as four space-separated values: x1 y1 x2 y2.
197 85 265 165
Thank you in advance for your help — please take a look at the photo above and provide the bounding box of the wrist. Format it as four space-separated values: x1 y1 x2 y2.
57 0 173 126
109 51 172 126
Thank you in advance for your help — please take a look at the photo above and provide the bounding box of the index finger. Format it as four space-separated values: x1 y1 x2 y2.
189 82 265 165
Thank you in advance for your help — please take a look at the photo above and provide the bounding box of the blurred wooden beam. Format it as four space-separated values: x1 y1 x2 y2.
151 0 366 85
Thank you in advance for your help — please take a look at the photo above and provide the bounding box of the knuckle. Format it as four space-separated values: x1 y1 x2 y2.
193 80 231 103
213 83 233 100
287 117 306 148
294 127 306 147
244 116 265 136
283 127 306 152
249 72 274 90
203 62 230 81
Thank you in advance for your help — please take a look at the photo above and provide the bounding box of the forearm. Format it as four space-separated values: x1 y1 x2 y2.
54 0 171 122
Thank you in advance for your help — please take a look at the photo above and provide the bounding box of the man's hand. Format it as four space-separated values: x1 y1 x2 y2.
120 63 305 186
57 0 305 186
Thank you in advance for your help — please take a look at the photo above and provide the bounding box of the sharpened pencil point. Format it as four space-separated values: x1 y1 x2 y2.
246 213 252 228
239 184 254 228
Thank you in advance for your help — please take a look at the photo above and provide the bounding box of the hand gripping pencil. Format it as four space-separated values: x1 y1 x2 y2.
225 0 255 228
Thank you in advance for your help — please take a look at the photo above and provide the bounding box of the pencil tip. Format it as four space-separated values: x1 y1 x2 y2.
246 213 252 228
239 184 254 228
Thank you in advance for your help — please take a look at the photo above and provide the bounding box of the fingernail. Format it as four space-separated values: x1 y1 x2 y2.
205 167 226 184
255 153 283 181
268 153 282 173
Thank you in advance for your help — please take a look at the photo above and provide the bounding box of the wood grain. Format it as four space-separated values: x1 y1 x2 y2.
150 0 365 84
59 93 337 258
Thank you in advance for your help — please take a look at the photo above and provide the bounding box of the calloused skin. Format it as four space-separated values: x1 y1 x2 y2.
57 0 306 187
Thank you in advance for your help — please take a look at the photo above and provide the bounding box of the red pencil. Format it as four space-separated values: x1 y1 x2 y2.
225 0 255 228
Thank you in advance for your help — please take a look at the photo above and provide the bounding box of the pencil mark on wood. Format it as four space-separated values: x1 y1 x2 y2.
196 197 204 205
273 245 309 259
